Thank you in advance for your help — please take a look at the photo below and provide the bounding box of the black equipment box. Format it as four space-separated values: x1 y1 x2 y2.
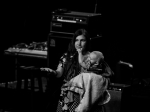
50 11 102 37
47 33 72 69
105 83 131 112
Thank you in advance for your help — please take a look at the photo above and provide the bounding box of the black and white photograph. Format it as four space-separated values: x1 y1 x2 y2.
0 1 149 112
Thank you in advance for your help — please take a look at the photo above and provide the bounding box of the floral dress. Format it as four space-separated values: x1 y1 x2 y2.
56 51 112 112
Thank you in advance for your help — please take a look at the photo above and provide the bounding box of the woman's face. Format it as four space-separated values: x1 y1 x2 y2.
75 35 87 52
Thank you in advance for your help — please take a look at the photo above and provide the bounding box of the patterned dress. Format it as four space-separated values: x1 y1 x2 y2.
56 51 112 112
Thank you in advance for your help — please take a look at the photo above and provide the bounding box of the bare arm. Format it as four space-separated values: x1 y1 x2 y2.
55 64 64 78
40 65 64 78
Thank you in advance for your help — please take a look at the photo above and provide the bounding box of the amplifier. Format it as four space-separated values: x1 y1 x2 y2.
47 33 72 69
50 11 102 37
104 83 131 112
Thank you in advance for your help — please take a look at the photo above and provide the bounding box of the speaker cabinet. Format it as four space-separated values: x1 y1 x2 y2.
105 90 121 112
104 83 131 112
47 33 72 69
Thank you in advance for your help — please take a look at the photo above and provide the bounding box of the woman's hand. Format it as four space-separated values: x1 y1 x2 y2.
40 67 55 73
77 48 83 54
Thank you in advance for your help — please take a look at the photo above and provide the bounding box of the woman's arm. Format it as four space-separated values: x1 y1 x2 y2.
40 67 63 78
55 64 64 78
40 53 67 78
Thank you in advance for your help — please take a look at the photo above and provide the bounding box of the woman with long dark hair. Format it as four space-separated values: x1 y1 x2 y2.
41 29 113 112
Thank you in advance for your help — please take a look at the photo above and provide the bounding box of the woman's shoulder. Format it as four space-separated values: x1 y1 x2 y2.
59 52 68 62
60 52 67 58
89 51 104 62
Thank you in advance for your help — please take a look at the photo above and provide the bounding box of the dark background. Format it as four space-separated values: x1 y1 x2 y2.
1 1 149 82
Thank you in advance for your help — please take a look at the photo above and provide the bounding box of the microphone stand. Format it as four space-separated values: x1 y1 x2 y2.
94 0 98 13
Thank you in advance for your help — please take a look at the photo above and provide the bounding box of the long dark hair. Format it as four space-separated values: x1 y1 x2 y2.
67 28 91 57
63 29 91 81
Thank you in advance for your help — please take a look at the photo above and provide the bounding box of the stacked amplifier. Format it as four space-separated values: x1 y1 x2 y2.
50 11 102 37
48 11 102 68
